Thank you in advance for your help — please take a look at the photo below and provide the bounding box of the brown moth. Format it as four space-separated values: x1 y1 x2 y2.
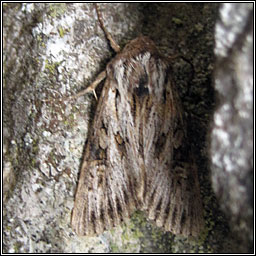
71 4 204 237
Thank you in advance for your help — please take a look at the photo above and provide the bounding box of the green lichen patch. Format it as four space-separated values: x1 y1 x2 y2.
47 3 67 18
57 26 70 38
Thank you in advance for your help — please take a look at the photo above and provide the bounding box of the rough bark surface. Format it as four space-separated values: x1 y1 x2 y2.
3 3 251 253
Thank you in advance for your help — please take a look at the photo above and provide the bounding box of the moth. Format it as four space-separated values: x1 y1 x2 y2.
71 4 204 237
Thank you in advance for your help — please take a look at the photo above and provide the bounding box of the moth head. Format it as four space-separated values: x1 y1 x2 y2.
122 36 159 56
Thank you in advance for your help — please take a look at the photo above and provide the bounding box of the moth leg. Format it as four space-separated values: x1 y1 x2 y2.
94 4 121 53
65 70 106 101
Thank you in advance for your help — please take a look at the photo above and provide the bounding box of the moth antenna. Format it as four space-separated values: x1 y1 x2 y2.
94 3 121 53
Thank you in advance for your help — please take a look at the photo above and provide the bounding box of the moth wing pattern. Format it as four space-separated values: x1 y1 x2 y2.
71 81 138 236
137 59 204 236
71 36 204 237
135 55 204 236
